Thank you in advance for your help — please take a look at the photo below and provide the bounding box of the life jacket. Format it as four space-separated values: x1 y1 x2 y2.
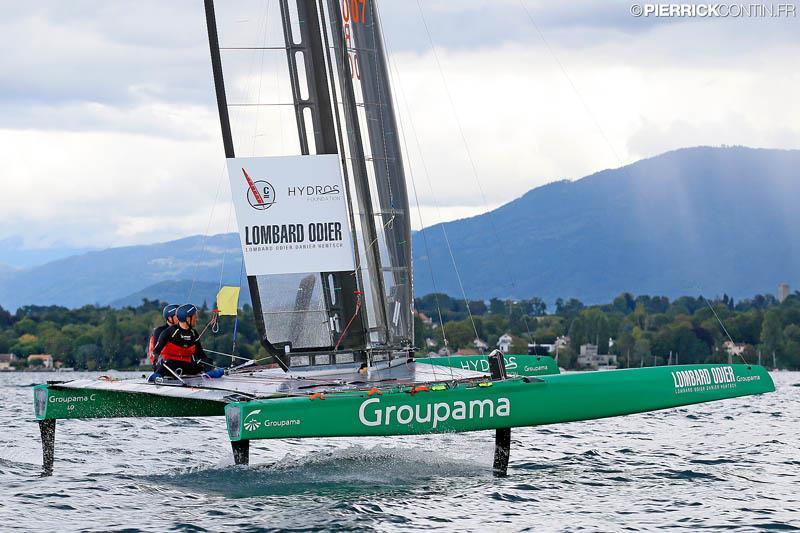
148 336 156 364
158 327 198 363
159 341 196 363
148 325 169 364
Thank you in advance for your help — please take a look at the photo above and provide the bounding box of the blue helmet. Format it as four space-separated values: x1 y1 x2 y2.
176 304 198 322
162 304 179 321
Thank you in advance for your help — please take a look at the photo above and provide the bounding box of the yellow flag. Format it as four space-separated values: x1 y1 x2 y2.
216 286 241 316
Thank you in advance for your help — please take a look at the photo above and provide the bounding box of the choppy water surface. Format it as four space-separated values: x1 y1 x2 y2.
0 371 797 532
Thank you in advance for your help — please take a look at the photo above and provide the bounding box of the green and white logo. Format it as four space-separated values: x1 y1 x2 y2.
243 409 262 431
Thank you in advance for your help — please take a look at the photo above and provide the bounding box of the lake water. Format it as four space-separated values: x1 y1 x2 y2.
1 371 798 532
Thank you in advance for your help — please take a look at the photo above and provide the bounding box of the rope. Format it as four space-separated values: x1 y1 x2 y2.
334 291 363 351
160 362 186 384
197 313 219 339
205 348 252 362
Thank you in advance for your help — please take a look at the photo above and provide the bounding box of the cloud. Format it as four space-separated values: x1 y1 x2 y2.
0 0 798 251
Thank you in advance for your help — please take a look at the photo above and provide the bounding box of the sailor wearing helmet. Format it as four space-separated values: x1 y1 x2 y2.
150 304 223 380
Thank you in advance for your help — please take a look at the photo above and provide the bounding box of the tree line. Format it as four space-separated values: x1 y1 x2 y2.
1 291 798 370
414 292 800 369
0 299 263 370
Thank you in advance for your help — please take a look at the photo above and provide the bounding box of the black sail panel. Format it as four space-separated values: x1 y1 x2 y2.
324 0 413 348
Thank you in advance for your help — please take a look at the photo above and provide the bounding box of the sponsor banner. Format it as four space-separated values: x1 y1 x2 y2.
229 365 775 441
669 365 760 394
227 155 356 276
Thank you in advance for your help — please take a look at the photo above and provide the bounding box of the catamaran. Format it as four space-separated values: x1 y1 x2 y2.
33 0 774 477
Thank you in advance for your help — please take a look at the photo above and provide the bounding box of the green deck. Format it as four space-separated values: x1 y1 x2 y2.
225 364 774 441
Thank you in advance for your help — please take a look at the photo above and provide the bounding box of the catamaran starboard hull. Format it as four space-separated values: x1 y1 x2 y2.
225 364 775 441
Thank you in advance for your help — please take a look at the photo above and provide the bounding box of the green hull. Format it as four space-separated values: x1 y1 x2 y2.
34 384 225 420
226 364 774 441
424 354 559 376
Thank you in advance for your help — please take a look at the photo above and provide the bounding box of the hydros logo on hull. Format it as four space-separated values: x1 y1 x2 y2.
670 366 741 393
358 397 511 429
460 356 518 373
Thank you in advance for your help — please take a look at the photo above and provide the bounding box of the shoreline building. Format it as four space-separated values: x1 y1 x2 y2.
778 283 790 303
496 333 513 354
577 344 618 369
27 354 53 369
0 353 17 371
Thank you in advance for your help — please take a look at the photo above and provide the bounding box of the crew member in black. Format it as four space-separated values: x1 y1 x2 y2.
148 304 179 366
152 304 213 378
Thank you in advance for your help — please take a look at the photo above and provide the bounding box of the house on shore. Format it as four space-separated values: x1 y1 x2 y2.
577 344 617 369
497 333 513 353
0 353 17 371
27 354 53 369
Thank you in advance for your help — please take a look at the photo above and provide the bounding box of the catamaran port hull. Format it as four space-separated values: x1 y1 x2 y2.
225 364 774 441
33 383 226 420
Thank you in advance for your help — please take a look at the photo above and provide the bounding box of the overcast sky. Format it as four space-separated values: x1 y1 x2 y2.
1 0 798 256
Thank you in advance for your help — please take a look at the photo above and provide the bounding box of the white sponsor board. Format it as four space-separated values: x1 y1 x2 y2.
227 155 355 276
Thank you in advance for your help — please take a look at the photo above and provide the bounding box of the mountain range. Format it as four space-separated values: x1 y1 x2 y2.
1 146 797 311
412 146 800 303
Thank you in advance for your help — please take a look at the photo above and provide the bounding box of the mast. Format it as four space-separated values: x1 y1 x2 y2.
278 0 367 351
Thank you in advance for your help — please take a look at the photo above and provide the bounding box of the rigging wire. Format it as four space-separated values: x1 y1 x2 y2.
366 3 397 214
377 23 454 381
692 285 749 365
192 0 273 303
188 164 226 302
366 2 407 353
413 0 533 347
516 0 622 164
515 2 746 364
251 0 273 156
325 1 395 349
387 49 480 352
318 0 369 347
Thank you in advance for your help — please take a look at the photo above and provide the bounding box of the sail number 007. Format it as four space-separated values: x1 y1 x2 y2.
341 0 367 24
